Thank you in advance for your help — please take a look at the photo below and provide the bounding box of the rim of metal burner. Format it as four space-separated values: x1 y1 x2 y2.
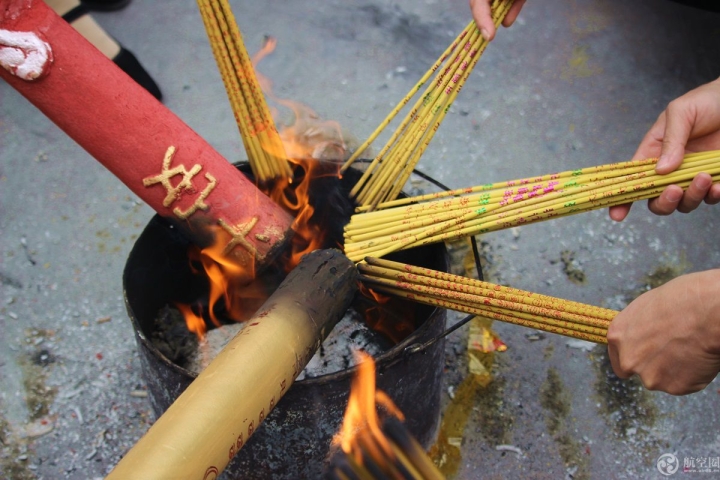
353 159 485 365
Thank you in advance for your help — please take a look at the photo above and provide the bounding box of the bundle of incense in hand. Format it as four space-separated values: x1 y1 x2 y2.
358 257 617 344
196 0 292 182
341 0 515 210
344 151 720 261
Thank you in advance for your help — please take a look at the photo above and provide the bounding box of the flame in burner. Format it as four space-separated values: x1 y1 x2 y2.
359 284 416 344
330 352 445 479
177 36 355 338
253 36 351 163
176 303 207 338
334 351 404 457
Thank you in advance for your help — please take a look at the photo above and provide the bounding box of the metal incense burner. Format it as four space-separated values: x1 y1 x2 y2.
123 164 449 479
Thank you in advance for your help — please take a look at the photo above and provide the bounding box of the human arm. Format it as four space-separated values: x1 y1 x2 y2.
469 0 526 41
607 269 720 395
609 77 720 221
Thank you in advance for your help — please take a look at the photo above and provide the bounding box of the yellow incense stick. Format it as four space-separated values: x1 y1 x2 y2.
348 152 717 226
344 152 720 261
354 156 665 213
347 0 514 209
347 163 719 247
362 257 616 319
359 257 615 344
341 22 476 174
196 0 292 181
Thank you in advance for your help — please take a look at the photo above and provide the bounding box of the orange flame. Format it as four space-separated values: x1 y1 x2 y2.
254 36 348 271
333 352 404 459
359 284 416 344
330 352 446 479
175 303 207 339
177 37 351 338
254 36 349 163
178 224 275 340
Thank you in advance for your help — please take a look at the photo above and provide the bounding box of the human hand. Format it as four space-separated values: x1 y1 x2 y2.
469 0 526 41
610 77 720 221
607 269 720 395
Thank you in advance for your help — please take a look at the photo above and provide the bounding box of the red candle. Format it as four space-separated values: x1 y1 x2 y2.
0 0 293 269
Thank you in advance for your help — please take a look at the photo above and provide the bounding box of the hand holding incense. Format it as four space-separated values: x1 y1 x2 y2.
470 0 527 40
607 269 720 395
343 0 516 210
611 78 720 221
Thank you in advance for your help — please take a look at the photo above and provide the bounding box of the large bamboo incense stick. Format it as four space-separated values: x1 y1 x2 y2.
344 151 720 261
196 0 292 182
0 0 294 269
107 249 358 479
358 257 615 343
343 0 514 210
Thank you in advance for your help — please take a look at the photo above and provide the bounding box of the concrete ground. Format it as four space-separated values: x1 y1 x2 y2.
1 0 719 478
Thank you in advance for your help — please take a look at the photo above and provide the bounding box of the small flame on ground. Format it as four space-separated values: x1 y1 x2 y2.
469 323 507 353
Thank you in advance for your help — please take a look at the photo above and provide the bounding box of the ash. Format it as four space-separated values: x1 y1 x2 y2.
185 308 392 379
297 308 392 380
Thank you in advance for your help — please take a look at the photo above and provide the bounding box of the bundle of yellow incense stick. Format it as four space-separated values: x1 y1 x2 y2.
358 257 616 344
196 0 292 182
344 151 720 261
341 0 515 209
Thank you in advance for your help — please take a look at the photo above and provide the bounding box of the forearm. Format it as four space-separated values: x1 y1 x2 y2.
693 268 720 354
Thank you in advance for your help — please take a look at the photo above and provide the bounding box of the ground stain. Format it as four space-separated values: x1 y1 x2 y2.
561 45 603 81
624 263 685 303
20 329 58 421
0 411 35 480
0 328 57 479
540 367 590 479
543 343 555 360
553 250 586 285
429 354 510 478
591 350 664 466
429 238 510 477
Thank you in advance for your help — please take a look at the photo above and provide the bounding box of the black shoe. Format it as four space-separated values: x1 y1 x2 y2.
113 48 163 101
667 0 720 11
80 0 132 11
61 5 163 101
